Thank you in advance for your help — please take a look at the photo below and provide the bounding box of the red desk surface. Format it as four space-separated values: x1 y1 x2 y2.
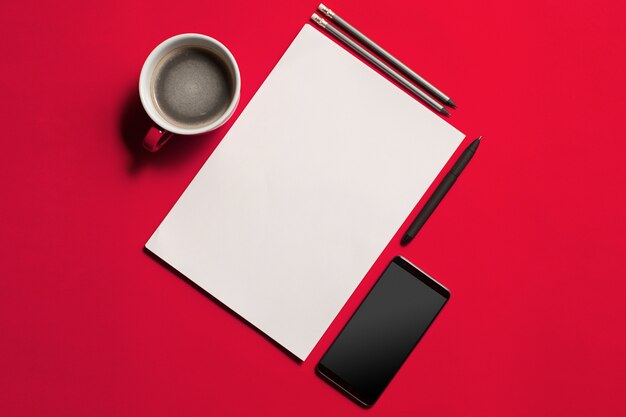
1 0 625 415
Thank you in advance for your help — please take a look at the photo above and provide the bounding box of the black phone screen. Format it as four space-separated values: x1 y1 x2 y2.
317 257 450 407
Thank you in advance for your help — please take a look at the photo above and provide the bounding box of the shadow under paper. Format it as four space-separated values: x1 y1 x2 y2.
143 247 303 364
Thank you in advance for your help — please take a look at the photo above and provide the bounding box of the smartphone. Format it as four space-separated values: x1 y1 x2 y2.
316 257 450 407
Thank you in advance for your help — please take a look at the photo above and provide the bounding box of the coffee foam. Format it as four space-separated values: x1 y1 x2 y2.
151 46 234 129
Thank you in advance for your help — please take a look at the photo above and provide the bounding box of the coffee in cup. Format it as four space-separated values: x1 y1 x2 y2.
139 34 240 151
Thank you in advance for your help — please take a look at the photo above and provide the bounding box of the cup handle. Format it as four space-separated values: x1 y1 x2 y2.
143 124 173 152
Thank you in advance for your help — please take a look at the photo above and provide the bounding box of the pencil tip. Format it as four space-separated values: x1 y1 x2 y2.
441 108 450 117
447 99 457 108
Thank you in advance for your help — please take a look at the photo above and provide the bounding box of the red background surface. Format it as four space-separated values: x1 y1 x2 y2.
1 0 625 415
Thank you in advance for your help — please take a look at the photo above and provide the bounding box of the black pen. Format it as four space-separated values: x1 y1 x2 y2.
401 137 481 246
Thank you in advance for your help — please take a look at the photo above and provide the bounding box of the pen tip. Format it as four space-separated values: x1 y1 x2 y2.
447 99 457 108
469 137 481 150
400 235 412 246
441 108 450 117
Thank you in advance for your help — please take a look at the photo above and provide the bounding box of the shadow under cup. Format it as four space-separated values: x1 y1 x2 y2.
139 34 240 150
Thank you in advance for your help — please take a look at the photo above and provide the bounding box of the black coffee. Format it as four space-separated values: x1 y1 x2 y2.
151 46 234 129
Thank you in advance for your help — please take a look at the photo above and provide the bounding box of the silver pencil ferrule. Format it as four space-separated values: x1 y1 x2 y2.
311 13 328 28
318 4 335 19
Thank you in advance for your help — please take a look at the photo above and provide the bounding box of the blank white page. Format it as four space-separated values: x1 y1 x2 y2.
146 24 464 360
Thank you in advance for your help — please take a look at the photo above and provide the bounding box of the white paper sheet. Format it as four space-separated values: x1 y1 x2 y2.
146 24 464 360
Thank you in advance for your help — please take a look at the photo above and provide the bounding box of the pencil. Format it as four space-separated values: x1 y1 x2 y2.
311 13 450 117
318 4 456 108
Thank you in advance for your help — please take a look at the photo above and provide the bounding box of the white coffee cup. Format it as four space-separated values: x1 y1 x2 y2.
139 33 241 151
